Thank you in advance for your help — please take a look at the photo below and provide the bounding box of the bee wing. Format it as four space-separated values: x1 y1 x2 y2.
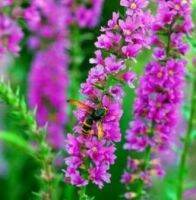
68 99 93 113
97 121 104 140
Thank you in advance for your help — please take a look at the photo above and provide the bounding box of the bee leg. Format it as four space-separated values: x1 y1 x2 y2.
97 121 104 140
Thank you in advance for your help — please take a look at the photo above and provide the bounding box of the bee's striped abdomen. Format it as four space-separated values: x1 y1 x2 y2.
82 116 93 135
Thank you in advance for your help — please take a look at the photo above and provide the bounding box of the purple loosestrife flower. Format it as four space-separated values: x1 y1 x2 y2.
75 0 104 28
0 0 13 8
65 95 122 188
120 0 148 16
63 0 104 28
27 0 70 149
24 0 69 49
125 59 186 152
122 0 192 197
29 44 69 148
0 14 23 56
65 0 152 189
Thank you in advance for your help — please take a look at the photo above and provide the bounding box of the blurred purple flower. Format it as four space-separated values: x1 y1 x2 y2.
184 188 196 200
29 44 69 148
0 14 23 56
27 0 70 149
63 0 104 28
24 0 69 48
193 57 196 67
0 0 13 8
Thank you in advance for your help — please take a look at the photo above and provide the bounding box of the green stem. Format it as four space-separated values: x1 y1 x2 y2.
78 187 93 200
177 75 196 200
0 81 56 200
78 187 88 200
166 22 173 57
79 187 86 200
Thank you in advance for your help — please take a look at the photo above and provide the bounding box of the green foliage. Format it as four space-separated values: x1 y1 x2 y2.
0 80 37 138
0 80 58 199
0 131 35 156
78 188 95 200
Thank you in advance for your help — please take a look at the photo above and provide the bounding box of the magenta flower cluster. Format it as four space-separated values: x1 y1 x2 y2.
63 0 104 28
27 0 70 149
0 3 23 56
151 0 193 58
122 59 186 187
124 59 186 152
122 0 193 195
64 0 152 188
96 1 152 59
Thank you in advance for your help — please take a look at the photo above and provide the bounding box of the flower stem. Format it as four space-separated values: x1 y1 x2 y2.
78 187 87 200
78 187 94 200
0 80 56 200
177 74 196 200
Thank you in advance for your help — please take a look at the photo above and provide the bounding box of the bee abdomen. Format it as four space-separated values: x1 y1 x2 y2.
81 115 94 135
81 117 93 135
82 125 91 135
82 123 91 131
85 116 94 125
82 130 90 135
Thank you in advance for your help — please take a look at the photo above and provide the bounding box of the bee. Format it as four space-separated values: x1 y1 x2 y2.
68 99 108 139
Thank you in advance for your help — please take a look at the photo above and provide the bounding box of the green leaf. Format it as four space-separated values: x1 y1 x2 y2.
191 130 196 141
0 131 36 157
